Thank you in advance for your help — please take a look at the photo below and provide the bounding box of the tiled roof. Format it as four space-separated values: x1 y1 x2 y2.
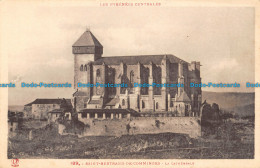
24 102 34 106
88 100 100 104
73 30 103 47
105 98 119 106
24 98 71 106
73 91 88 96
175 92 191 102
92 54 187 65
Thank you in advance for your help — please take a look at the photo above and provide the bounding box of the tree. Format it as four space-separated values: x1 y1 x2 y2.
211 103 220 121
201 103 212 121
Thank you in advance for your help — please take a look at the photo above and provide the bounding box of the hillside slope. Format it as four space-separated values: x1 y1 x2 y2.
202 91 255 116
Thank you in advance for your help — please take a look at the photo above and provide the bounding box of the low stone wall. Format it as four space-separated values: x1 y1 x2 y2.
23 120 48 129
78 117 201 138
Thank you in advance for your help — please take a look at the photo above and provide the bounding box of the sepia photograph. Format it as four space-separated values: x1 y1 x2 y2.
0 1 259 168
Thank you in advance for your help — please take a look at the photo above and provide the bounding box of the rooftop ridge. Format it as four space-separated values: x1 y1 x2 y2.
24 98 72 106
101 54 171 58
91 54 188 65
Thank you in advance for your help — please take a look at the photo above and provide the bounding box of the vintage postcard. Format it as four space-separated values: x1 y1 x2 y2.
0 0 259 168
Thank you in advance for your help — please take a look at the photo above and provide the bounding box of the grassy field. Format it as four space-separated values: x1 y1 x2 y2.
8 118 254 159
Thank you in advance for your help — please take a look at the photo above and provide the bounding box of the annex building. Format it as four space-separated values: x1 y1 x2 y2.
24 98 72 120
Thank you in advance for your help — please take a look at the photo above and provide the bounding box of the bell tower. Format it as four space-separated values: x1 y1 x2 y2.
72 29 103 89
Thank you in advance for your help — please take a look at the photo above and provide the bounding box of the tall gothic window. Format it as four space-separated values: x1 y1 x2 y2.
141 67 149 95
96 69 102 95
107 67 116 97
96 69 101 77
84 64 87 71
122 99 125 106
153 66 161 95
130 71 134 93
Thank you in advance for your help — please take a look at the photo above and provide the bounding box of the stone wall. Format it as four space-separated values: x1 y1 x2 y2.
23 120 48 129
77 117 201 138
31 104 60 119
24 106 32 118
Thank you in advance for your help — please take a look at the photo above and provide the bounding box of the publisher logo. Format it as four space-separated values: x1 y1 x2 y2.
11 159 19 167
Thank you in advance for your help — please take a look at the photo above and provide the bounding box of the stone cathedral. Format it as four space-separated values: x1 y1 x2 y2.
72 30 202 119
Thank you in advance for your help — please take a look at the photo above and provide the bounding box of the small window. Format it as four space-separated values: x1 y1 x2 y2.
11 122 13 126
10 128 13 132
170 101 173 107
142 101 145 109
84 103 87 108
96 69 101 77
80 65 83 71
122 99 125 106
84 64 87 71
74 47 80 52
82 113 87 118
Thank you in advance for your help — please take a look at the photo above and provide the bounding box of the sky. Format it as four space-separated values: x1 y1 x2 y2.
0 2 255 105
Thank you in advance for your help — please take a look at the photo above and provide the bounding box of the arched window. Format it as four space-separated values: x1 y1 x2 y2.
142 101 145 109
80 65 83 71
122 99 125 106
74 97 77 107
156 102 159 109
84 64 87 71
130 71 134 84
96 69 101 77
